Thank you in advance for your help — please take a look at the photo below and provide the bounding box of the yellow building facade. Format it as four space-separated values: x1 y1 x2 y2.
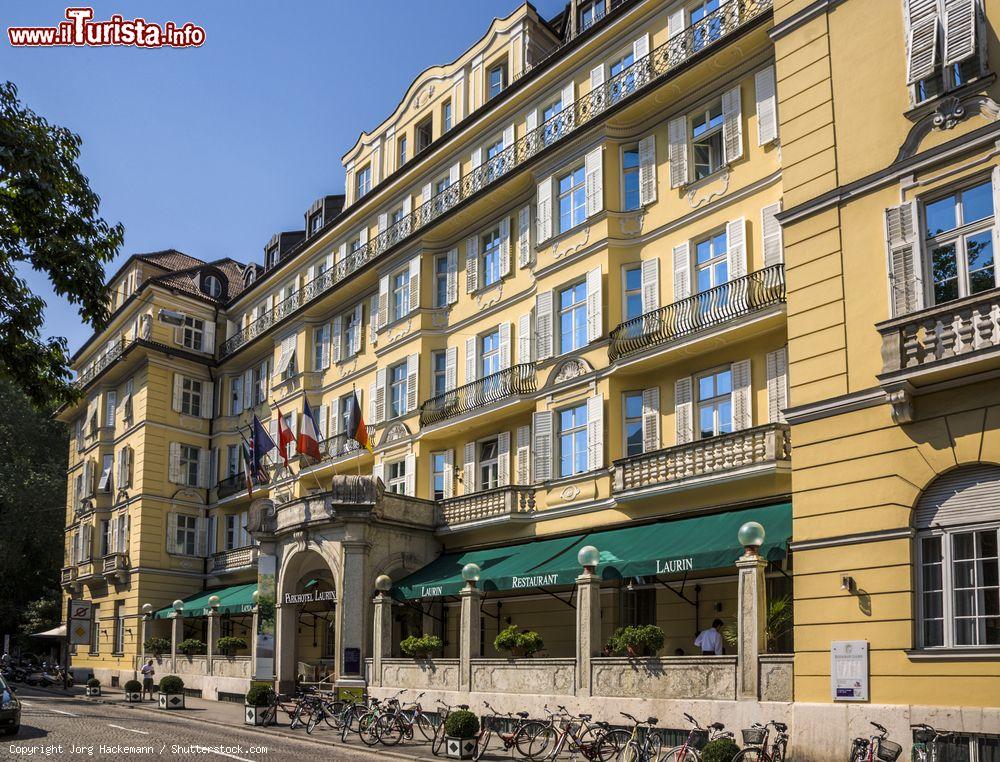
59 0 999 755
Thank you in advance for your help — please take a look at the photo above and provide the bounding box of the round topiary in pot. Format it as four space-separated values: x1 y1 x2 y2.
245 683 274 707
444 709 479 739
124 680 142 692
158 675 184 695
701 737 741 762
86 677 101 688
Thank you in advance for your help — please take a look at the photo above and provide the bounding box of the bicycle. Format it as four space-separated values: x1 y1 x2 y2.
850 722 903 762
541 707 623 762
431 700 470 757
733 720 789 762
911 724 953 762
375 692 436 746
660 713 727 762
304 691 343 735
259 689 313 729
473 702 556 761
618 712 663 762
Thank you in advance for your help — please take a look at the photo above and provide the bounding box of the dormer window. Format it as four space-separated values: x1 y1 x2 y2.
202 274 222 299
266 245 279 269
416 118 433 153
309 211 323 235
488 62 507 100
579 0 606 31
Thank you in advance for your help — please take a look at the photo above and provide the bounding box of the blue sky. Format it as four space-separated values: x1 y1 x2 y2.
1 0 566 353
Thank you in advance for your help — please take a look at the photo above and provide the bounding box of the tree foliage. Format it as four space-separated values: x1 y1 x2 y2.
0 80 122 407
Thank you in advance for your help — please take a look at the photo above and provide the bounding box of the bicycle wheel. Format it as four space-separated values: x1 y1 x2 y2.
594 729 631 762
261 705 277 727
431 726 446 757
473 729 492 761
733 749 766 762
376 714 404 746
289 704 307 730
324 700 344 730
621 740 643 762
358 711 382 746
414 713 436 742
306 707 322 735
850 741 870 762
647 733 664 761
661 746 700 762
518 723 557 761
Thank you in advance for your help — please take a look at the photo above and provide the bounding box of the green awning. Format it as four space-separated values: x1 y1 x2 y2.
393 503 790 599
153 582 257 619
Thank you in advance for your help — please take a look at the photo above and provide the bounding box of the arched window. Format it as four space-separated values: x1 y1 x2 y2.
915 464 1000 648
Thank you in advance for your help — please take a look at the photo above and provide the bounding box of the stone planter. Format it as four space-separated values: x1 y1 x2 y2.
125 691 142 703
244 705 267 725
446 737 476 759
158 692 185 710
86 686 101 697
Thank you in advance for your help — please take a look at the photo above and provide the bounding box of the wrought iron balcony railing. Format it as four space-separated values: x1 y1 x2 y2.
613 423 791 494
210 545 258 573
609 265 786 362
319 426 376 460
219 0 773 358
216 471 268 499
77 337 127 387
438 485 536 528
420 364 536 427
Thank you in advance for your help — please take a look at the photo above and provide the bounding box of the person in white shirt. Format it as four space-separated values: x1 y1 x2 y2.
694 619 725 655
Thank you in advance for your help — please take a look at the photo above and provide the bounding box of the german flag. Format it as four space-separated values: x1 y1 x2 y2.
345 391 373 454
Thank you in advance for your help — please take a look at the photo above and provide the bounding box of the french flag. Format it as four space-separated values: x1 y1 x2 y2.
297 397 323 463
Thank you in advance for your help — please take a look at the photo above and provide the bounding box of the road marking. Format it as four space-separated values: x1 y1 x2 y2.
48 707 79 716
108 723 150 735
192 747 257 762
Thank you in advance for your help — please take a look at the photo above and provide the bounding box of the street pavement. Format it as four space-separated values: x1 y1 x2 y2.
1 686 447 761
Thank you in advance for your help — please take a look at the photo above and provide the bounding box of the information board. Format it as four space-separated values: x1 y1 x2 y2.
831 640 869 701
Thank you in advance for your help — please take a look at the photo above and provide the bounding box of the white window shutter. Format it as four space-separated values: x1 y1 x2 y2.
885 200 924 316
369 382 378 422
673 242 691 300
471 146 483 169
203 321 216 354
375 368 387 423
408 257 421 314
316 403 329 441
755 65 778 146
732 359 753 431
446 346 457 391
641 258 660 314
198 448 212 488
404 453 416 496
499 216 511 276
669 7 685 37
532 411 553 482
331 397 342 439
116 448 126 488
352 304 363 355
503 123 515 149
638 134 657 206
586 395 604 471
498 321 512 370
168 442 182 484
585 146 604 217
907 0 940 83
497 431 511 487
466 235 480 293
766 347 789 424
465 336 477 383
172 374 183 412
378 212 388 233
337 242 347 263
422 182 432 204
761 202 784 266
201 382 214 419
373 462 384 486
586 267 603 342
518 311 533 364
369 295 379 346
378 275 389 329
943 0 977 66
82 525 92 560
464 441 476 494
675 377 693 444
450 162 461 185
536 290 554 360
726 218 747 279
526 109 538 132
442 449 454 499
165 513 178 554
516 425 531 485
321 324 332 368
406 354 419 412
332 316 343 364
632 33 650 61
642 387 661 453
722 85 743 164
590 64 605 91
561 80 575 109
668 116 689 188
537 177 553 243
243 369 254 410
517 206 532 268
446 248 459 304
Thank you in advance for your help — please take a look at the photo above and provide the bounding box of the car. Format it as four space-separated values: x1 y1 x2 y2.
0 674 20 735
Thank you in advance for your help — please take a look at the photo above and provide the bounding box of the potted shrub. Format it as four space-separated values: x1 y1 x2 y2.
177 638 206 657
701 737 740 762
608 624 666 657
143 637 171 657
399 634 443 658
157 675 185 710
244 683 274 726
123 679 142 703
493 624 544 658
216 636 248 657
85 677 101 697
443 708 479 759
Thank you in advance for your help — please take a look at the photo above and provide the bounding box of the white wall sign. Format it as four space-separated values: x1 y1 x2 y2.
831 640 869 701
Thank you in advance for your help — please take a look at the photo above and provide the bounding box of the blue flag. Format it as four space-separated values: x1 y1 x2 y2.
251 414 275 483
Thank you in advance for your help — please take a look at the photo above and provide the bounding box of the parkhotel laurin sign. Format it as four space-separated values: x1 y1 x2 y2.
283 589 336 605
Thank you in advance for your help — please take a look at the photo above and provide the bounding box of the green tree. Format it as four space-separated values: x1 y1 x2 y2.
0 80 122 407
18 589 61 638
0 378 68 645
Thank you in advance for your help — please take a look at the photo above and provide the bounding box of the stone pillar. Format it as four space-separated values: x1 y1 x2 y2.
170 611 184 662
337 536 369 686
459 584 481 692
575 571 601 696
736 550 768 700
274 603 296 692
250 609 259 667
371 594 393 689
206 610 220 666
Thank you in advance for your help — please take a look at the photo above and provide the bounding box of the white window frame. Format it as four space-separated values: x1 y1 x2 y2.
356 163 372 198
431 451 447 500
557 164 587 234
181 377 203 417
695 365 734 440
623 390 644 458
557 402 589 478
389 361 408 419
434 254 450 306
558 280 588 355
431 350 448 398
478 437 500 491
622 264 643 321
621 143 641 212
179 444 200 487
176 514 198 556
442 99 453 132
391 268 410 323
487 61 507 100
386 459 407 494
481 328 502 379
694 228 729 293
691 98 725 181
481 227 502 288
182 316 205 351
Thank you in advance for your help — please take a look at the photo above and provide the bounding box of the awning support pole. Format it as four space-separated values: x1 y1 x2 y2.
655 576 697 608
537 587 576 610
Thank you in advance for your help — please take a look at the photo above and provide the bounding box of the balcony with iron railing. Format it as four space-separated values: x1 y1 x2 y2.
219 0 774 359
215 471 268 500
610 266 786 362
76 337 128 387
437 485 536 530
420 364 536 427
613 423 791 496
319 426 376 461
210 545 258 573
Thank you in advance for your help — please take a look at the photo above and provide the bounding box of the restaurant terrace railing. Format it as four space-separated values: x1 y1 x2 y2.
219 0 773 358
438 485 536 528
420 364 536 427
613 423 791 494
609 265 786 362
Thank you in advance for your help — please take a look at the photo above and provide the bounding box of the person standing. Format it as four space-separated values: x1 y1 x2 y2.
694 619 725 655
140 659 155 701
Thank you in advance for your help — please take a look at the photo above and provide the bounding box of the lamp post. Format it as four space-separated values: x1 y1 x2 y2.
140 603 152 656
459 563 481 691
207 595 221 661
372 575 393 688
575 545 601 696
170 599 184 663
736 521 767 701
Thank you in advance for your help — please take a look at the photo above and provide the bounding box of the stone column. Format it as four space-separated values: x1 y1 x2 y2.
274 603 297 692
337 536 370 685
206 610 220 668
459 584 481 692
736 550 768 700
250 609 259 668
170 611 184 662
371 594 393 689
575 571 601 697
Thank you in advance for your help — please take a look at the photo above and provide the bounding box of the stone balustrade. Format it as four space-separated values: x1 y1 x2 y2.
613 423 791 494
758 654 794 702
136 654 253 680
437 486 535 528
470 658 576 695
210 545 258 573
591 655 737 701
378 658 461 691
